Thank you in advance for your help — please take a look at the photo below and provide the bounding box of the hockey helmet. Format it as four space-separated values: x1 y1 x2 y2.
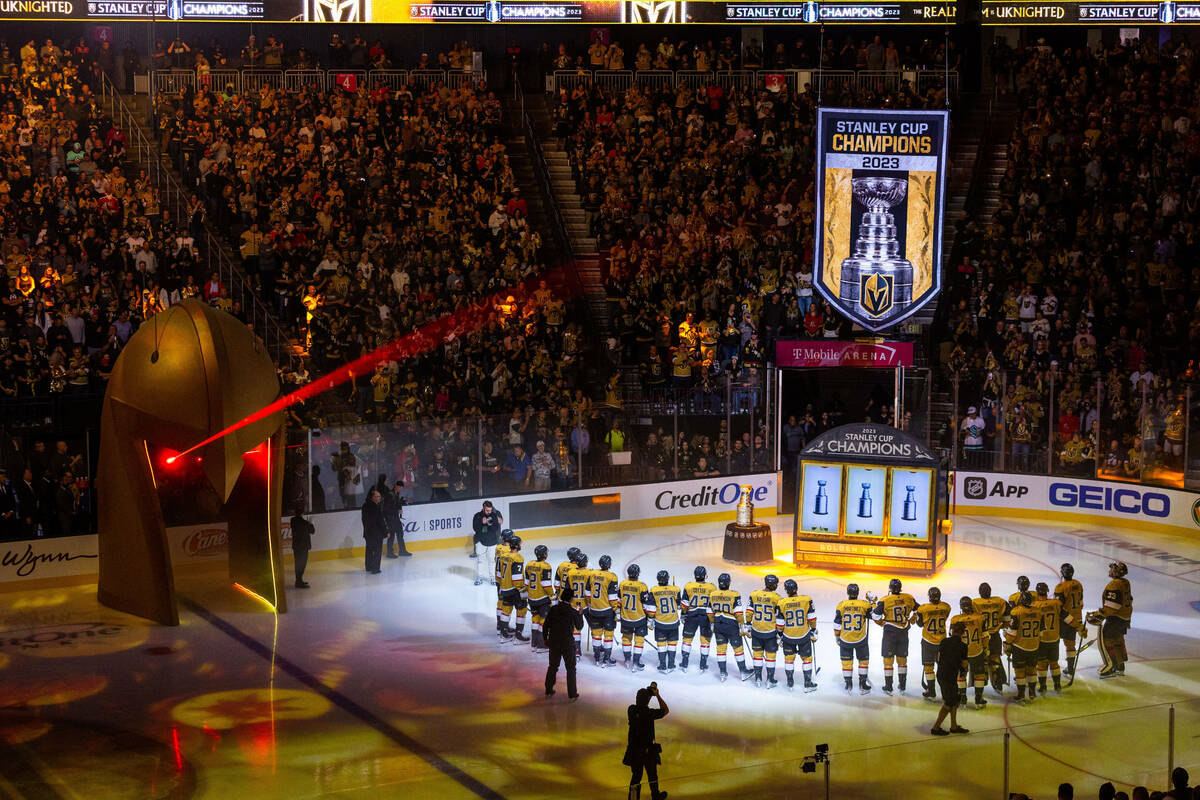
508 535 521 551
717 573 732 590
1060 562 1074 581
1109 561 1128 578
567 546 581 562
575 552 588 568
1035 582 1049 597
1016 575 1030 592
978 582 992 599
694 566 708 582
764 574 779 591
959 595 973 612
598 555 612 571
501 529 514 544
928 587 942 603
1018 591 1033 608
627 564 641 580
847 583 860 599
889 578 903 594
534 545 549 561
784 579 798 596
657 570 670 586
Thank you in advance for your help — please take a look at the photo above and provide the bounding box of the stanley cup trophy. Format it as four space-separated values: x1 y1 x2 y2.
838 177 914 317
724 484 773 565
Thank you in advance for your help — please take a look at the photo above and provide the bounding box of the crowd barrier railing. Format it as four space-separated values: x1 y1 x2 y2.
149 67 488 98
550 67 958 97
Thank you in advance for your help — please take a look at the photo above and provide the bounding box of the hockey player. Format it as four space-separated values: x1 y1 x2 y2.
834 583 874 694
618 564 653 671
1008 575 1031 608
1006 590 1042 702
950 596 988 708
648 571 681 673
566 552 591 657
554 547 582 603
709 573 753 682
494 529 514 588
875 578 917 694
587 555 621 667
495 536 528 642
1087 561 1132 678
525 545 554 650
1054 562 1086 678
1032 582 1068 693
680 566 716 673
912 587 951 700
973 583 1009 691
748 575 784 688
778 579 818 692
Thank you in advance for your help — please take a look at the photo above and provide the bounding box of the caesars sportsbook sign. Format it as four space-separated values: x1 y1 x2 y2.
814 108 949 332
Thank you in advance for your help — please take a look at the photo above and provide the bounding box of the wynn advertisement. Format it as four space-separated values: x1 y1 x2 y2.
813 107 949 332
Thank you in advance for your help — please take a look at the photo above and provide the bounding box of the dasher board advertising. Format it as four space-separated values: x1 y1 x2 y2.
814 107 949 332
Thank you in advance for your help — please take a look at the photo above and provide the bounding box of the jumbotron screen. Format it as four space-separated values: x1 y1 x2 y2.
0 0 954 23
982 0 1197 23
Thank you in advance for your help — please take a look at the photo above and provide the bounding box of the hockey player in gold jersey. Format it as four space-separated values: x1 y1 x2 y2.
875 578 917 694
912 587 951 701
950 596 988 708
709 573 754 682
587 555 621 667
524 545 554 650
1054 562 1086 679
554 547 582 603
618 564 654 671
778 579 818 692
1008 575 1031 609
1087 561 1133 678
648 571 681 673
747 575 784 689
1032 582 1071 694
495 536 528 642
972 582 1009 691
1006 591 1043 703
565 552 592 658
834 583 875 694
680 566 716 673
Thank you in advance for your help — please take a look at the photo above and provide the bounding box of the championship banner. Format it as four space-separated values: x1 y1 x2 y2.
813 107 949 332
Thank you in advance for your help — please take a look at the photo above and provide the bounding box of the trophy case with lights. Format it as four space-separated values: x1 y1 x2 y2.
792 423 949 576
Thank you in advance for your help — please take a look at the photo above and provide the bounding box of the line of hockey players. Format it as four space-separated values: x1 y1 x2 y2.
490 532 1134 702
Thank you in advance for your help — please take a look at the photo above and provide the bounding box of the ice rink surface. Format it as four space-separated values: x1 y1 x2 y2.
0 514 1197 799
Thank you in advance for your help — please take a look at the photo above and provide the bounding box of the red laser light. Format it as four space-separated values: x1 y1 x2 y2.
169 269 573 460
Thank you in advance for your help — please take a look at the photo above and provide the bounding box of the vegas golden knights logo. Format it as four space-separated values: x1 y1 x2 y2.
861 272 893 317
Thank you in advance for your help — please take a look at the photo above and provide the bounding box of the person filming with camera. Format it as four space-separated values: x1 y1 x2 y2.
624 682 670 800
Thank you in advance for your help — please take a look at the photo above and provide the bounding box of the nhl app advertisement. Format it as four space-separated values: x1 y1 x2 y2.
813 107 948 332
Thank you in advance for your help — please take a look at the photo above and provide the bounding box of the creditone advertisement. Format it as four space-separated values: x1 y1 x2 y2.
0 0 956 20
954 472 1200 534
813 107 949 332
982 1 1200 24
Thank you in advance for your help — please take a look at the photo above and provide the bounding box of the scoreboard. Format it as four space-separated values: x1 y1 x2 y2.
0 0 955 22
793 423 950 576
982 0 1197 23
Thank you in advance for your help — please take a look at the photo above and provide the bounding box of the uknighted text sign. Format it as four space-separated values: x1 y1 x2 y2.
813 107 949 332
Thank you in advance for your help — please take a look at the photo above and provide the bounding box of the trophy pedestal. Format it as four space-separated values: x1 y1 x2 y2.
722 522 774 565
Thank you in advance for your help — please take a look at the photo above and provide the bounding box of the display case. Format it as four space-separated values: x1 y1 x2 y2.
792 424 949 575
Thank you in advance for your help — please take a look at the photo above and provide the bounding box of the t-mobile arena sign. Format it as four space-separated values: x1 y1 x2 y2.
775 339 914 368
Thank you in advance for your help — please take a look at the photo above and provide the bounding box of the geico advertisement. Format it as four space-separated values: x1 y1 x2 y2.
955 472 1200 531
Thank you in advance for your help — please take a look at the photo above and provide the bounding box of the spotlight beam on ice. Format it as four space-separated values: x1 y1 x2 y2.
168 269 570 463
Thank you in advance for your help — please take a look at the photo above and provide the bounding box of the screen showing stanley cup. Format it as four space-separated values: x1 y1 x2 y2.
842 466 886 537
887 468 932 540
799 462 842 534
813 108 949 332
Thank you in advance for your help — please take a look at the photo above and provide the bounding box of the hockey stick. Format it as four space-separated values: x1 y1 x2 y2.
1066 638 1095 687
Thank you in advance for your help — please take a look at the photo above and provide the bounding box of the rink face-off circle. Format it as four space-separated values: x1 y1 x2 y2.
0 514 1197 799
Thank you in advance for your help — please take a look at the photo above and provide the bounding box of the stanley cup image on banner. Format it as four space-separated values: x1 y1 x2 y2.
813 108 949 332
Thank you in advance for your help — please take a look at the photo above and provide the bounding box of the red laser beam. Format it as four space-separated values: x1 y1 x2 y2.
171 269 572 460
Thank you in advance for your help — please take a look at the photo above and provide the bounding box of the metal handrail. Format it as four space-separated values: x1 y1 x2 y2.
550 66 959 96
99 71 294 367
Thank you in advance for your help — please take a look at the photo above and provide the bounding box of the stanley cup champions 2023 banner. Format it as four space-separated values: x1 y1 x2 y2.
814 108 949 332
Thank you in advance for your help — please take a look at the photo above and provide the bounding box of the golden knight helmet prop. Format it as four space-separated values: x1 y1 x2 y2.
97 299 287 624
